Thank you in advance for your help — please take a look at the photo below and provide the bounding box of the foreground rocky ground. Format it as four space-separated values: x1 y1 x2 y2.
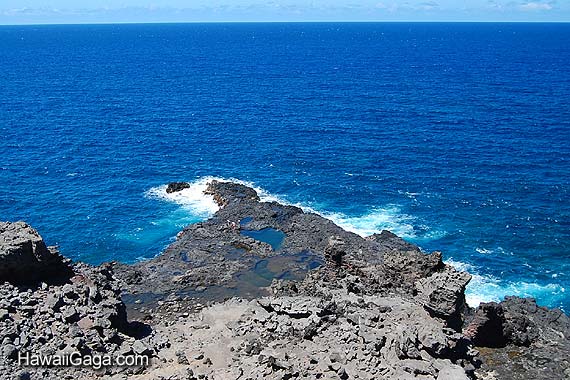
1 180 569 379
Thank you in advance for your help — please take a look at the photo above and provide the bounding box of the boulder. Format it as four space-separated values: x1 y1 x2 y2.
0 221 73 285
416 269 471 331
371 230 444 282
463 302 507 347
466 297 570 348
166 182 191 193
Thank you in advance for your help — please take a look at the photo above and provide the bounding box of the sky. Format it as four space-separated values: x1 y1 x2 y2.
0 0 568 24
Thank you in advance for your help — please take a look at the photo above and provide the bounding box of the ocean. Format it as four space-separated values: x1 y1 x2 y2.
1 22 568 311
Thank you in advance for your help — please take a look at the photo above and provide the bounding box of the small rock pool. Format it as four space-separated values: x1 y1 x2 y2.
240 227 286 251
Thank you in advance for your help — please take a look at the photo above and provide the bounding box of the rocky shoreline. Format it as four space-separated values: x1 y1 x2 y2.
1 180 569 379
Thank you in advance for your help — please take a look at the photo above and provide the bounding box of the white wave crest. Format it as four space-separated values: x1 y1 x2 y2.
146 176 443 240
319 208 417 239
145 177 220 218
445 258 566 308
145 177 564 311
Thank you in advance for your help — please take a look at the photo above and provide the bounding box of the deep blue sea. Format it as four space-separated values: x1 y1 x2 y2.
1 23 569 311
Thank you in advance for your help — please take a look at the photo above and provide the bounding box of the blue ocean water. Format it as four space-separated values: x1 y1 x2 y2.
1 23 569 311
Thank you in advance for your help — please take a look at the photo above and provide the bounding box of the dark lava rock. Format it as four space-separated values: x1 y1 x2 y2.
3 181 569 380
204 180 260 207
324 236 346 266
0 221 73 285
0 222 158 379
166 182 191 193
464 302 507 347
471 297 570 380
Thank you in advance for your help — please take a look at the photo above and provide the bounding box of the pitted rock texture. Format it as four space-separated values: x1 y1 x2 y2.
2 181 569 380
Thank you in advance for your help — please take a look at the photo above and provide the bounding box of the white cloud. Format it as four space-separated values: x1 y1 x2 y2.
519 2 553 10
374 2 399 12
417 1 439 11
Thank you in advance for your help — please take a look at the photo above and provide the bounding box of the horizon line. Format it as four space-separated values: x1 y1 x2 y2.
1 20 569 27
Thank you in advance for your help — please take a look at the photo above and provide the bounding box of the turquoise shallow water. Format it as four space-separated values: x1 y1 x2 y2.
0 23 568 311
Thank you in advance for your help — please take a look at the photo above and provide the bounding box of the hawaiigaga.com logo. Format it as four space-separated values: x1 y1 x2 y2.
18 351 149 370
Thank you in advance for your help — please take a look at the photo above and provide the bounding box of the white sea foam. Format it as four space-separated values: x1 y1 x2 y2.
475 246 510 256
145 176 435 240
319 208 417 239
445 258 566 308
145 177 564 309
145 177 221 218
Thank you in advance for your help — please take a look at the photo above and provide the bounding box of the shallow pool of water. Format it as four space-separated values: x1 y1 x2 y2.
240 227 286 251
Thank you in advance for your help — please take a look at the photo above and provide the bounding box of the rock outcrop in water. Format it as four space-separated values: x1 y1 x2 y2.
166 182 191 194
1 180 569 380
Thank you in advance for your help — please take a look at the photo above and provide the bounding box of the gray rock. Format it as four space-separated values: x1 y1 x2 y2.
0 221 73 284
61 306 79 323
132 340 153 356
2 182 568 380
416 269 471 331
324 236 346 266
2 343 17 360
175 350 189 364
0 308 9 321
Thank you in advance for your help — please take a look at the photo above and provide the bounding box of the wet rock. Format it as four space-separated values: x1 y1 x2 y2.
205 180 260 207
166 182 191 193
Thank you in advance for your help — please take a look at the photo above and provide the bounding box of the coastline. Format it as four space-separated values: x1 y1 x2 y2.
1 179 569 379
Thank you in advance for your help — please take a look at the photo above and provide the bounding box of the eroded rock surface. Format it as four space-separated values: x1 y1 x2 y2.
2 180 569 380
0 224 161 380
466 297 570 380
0 221 73 284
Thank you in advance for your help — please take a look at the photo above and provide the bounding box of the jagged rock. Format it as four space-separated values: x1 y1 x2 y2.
324 236 346 266
166 182 191 193
175 350 189 364
470 297 570 380
0 224 142 379
464 302 507 347
467 297 570 348
1 343 17 360
416 269 471 331
0 221 73 284
2 182 569 380
368 230 419 252
61 306 79 323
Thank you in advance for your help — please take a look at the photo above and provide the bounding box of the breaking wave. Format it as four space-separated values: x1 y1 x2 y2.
145 176 442 241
